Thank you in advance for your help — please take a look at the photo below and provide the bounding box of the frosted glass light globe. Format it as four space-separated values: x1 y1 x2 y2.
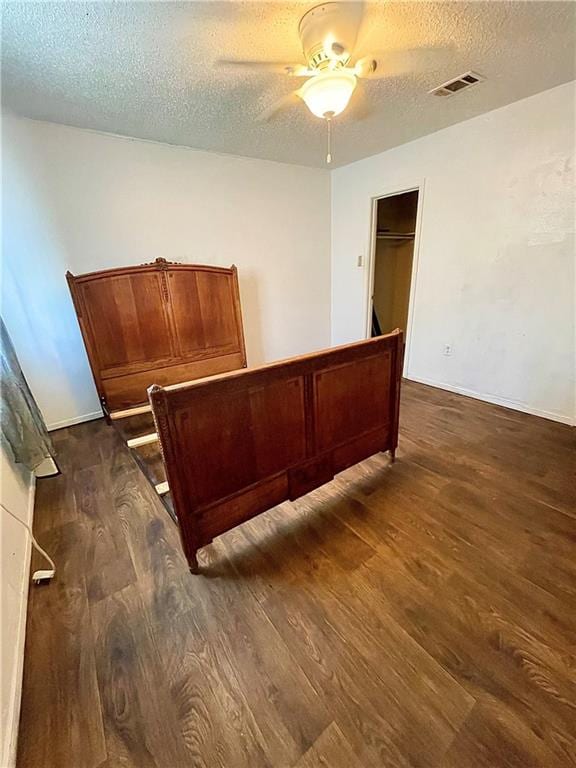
300 70 357 119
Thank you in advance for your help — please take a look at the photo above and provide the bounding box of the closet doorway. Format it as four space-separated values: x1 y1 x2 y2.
368 189 420 368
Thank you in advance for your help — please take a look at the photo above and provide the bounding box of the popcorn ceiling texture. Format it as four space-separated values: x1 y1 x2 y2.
2 1 575 167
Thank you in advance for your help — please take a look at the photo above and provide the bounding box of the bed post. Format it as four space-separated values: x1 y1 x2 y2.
148 384 201 573
66 270 111 420
188 552 199 574
390 329 404 462
230 264 248 369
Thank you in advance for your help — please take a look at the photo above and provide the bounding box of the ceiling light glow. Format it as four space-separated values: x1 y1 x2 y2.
300 70 357 119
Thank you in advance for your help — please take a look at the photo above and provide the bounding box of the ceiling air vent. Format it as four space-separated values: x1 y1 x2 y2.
429 71 485 97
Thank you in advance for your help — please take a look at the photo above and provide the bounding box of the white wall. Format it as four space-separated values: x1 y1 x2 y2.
3 85 575 430
331 82 575 425
2 116 331 429
0 449 34 768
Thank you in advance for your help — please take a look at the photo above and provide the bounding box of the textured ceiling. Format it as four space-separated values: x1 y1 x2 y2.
2 1 575 168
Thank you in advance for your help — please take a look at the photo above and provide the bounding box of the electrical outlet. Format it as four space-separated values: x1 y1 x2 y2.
357 254 364 267
443 344 453 356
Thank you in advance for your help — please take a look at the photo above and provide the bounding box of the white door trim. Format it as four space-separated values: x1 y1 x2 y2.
364 179 426 376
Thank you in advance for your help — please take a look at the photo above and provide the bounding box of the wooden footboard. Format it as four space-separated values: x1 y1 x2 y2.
148 330 404 572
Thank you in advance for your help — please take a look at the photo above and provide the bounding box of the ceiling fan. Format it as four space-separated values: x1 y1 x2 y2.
219 2 449 164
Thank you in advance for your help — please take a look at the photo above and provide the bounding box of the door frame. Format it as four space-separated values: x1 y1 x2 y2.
364 180 425 376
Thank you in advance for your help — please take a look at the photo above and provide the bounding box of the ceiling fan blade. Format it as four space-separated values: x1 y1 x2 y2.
355 46 454 79
256 91 301 123
217 60 312 77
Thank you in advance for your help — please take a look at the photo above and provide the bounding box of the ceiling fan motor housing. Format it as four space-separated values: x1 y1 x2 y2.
298 2 361 70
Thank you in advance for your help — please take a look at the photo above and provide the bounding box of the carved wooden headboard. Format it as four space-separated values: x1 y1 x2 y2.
67 258 247 413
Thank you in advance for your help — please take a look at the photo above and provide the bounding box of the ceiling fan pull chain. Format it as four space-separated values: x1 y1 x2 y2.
326 113 333 164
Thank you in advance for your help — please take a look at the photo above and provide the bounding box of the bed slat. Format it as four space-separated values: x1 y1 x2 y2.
127 432 158 448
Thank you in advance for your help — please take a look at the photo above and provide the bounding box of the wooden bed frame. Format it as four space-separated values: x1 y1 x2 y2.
67 259 403 573
67 258 246 413
149 331 403 572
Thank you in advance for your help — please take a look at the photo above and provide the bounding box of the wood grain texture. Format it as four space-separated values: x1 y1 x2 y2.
293 722 365 768
17 381 576 768
149 331 403 570
103 352 245 409
67 259 247 411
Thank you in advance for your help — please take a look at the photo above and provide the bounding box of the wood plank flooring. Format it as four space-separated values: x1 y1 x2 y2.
17 381 576 767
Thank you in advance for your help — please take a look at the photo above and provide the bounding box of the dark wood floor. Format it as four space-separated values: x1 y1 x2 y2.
18 381 576 768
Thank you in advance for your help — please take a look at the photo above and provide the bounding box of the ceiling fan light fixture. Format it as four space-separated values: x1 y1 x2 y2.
300 70 357 119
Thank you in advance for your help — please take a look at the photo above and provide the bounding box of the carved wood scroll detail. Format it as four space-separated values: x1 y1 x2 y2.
143 257 182 270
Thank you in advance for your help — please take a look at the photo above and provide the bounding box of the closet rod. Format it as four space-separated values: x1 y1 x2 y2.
376 232 415 240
